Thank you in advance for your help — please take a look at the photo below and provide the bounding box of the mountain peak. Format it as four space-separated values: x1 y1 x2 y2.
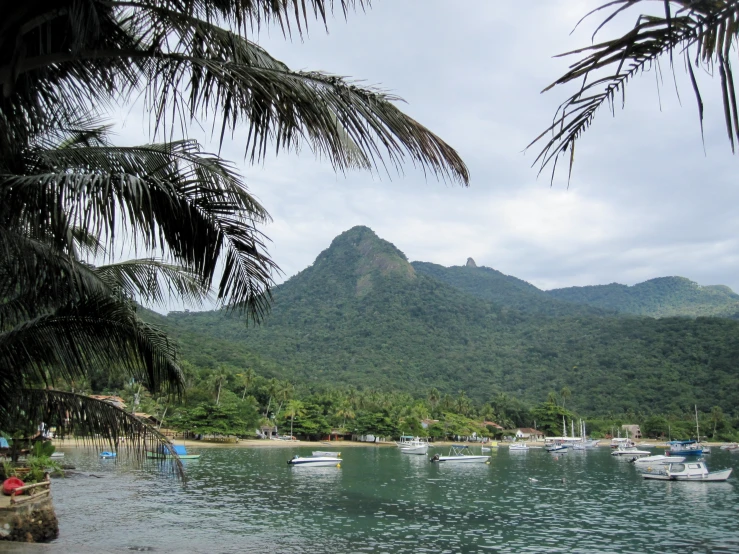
466 257 477 268
307 226 415 297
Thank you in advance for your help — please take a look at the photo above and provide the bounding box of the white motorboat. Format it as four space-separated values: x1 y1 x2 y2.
50 452 64 459
720 443 738 451
630 454 685 467
312 451 341 457
642 460 732 482
430 445 489 463
287 455 341 467
509 442 529 451
396 435 416 448
611 444 651 458
546 444 568 453
398 437 430 455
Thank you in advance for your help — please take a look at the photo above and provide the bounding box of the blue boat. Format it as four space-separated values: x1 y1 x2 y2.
100 451 117 459
146 444 201 460
667 440 703 457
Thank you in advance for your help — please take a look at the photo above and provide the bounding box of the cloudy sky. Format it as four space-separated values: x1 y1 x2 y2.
118 1 739 294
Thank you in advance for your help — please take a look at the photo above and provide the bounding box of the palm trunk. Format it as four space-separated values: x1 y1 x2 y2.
158 405 168 429
264 397 272 417
216 382 222 405
242 387 247 401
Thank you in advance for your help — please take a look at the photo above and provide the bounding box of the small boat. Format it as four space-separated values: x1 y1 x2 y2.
396 436 416 448
50 452 64 459
630 454 685 467
642 460 732 482
288 455 341 467
509 442 529 451
430 445 489 463
398 437 430 455
720 443 738 451
312 451 341 457
99 451 116 459
666 440 703 457
611 444 651 458
146 444 201 460
546 444 568 453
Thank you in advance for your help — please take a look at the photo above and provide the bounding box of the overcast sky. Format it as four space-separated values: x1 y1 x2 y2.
118 1 739 294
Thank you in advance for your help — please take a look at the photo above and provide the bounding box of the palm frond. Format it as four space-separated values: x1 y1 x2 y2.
2 134 277 319
531 0 739 180
0 294 183 401
2 389 185 481
95 259 211 307
0 1 469 185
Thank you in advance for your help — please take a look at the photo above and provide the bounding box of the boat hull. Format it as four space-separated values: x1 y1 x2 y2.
643 469 732 482
146 452 201 459
288 456 341 467
433 455 489 463
400 445 429 455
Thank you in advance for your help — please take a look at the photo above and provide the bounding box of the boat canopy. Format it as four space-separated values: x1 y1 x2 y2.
173 445 188 455
668 440 697 445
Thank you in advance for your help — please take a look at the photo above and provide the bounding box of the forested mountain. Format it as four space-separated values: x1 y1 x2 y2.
546 277 739 318
154 226 739 416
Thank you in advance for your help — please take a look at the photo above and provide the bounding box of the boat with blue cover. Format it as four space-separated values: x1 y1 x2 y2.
146 444 201 460
666 440 703 457
99 451 116 459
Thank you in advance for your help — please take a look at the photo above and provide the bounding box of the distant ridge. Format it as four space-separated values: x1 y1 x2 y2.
546 276 739 318
411 262 609 317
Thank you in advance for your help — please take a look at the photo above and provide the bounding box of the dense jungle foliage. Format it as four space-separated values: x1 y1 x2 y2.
149 227 739 419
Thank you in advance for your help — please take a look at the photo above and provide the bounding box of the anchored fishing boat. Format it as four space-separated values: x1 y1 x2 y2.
430 445 489 463
287 455 341 467
642 460 732 482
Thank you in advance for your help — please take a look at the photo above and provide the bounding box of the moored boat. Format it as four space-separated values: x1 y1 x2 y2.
146 444 201 460
666 440 703 457
430 445 489 463
642 460 732 482
288 455 341 467
397 437 430 455
508 442 529 451
312 451 341 457
611 444 651 458
99 451 116 459
630 454 685 466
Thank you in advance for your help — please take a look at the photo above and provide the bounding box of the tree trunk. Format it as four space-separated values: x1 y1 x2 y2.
216 382 222 406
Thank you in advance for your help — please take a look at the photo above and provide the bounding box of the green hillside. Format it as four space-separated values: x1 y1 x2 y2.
546 277 739 318
155 226 739 416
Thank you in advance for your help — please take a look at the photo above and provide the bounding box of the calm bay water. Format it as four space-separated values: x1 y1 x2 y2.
36 446 739 553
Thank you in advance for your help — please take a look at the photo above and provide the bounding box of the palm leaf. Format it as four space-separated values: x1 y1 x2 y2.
1 133 276 319
95 259 212 307
0 294 183 403
2 389 185 480
531 1 739 180
0 1 469 185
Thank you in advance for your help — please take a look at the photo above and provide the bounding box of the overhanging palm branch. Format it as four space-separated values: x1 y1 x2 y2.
0 1 469 184
0 294 183 406
3 389 185 480
531 1 739 180
1 126 275 319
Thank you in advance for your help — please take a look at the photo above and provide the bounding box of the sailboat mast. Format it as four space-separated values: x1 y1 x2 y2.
695 404 700 442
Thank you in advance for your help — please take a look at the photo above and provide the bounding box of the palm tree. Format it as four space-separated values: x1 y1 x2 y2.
560 387 572 411
209 367 230 406
0 124 259 471
0 1 469 470
532 1 739 179
284 399 306 439
238 368 257 401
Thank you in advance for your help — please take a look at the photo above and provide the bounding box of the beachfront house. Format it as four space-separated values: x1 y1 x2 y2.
621 424 642 439
515 428 544 441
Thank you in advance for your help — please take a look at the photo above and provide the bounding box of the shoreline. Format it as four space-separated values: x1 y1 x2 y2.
52 438 727 451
